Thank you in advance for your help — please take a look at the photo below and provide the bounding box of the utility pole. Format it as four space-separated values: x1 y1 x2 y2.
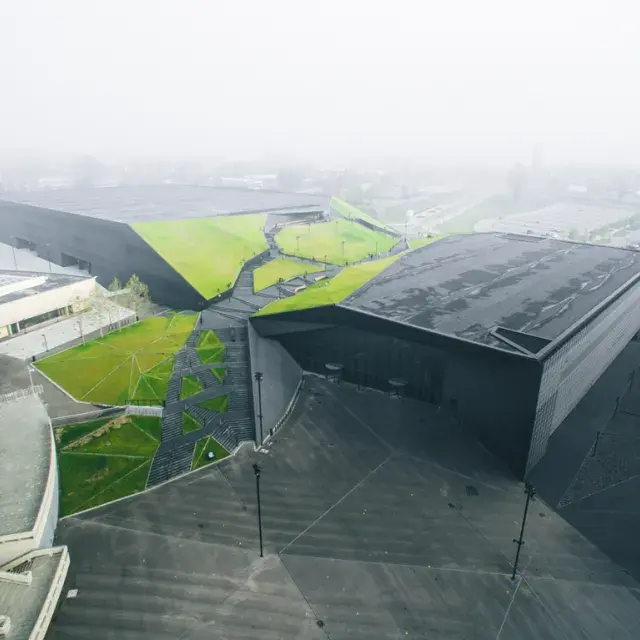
511 482 536 580
253 463 264 557
41 333 48 352
296 235 300 254
254 371 264 446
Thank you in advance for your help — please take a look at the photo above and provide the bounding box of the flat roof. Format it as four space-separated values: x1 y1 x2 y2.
0 270 91 305
0 548 68 640
0 394 51 537
1 185 327 223
343 233 640 351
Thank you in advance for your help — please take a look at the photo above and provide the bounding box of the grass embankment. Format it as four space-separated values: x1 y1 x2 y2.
132 214 268 299
192 437 230 470
199 394 229 413
55 414 162 515
196 330 225 364
255 253 403 316
275 218 396 266
182 412 202 434
181 374 204 400
36 313 197 406
331 196 392 232
408 234 446 249
253 258 324 292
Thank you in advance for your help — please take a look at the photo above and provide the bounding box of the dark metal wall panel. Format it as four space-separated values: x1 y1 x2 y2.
0 201 204 309
265 308 541 478
528 282 640 473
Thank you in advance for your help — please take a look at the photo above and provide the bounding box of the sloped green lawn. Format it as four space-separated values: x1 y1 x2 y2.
199 394 229 413
132 214 268 299
36 313 197 406
253 258 324 292
255 253 403 315
196 330 225 364
212 367 226 383
331 196 393 232
181 374 204 400
56 414 161 515
192 437 230 470
275 218 396 266
182 412 202 434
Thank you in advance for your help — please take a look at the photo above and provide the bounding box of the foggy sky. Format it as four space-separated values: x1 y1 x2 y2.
1 0 638 165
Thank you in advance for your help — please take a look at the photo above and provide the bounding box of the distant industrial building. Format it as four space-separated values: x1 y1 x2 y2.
252 232 640 477
0 270 94 340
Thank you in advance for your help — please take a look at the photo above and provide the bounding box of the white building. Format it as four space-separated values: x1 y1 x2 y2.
0 271 94 340
0 391 69 639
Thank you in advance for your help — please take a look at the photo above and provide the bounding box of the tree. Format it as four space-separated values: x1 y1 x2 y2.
123 274 150 317
107 277 121 293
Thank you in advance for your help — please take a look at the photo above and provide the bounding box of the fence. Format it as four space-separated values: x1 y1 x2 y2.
0 385 44 405
50 406 124 428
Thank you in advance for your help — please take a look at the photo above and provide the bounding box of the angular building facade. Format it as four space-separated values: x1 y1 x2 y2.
0 186 327 309
252 233 640 477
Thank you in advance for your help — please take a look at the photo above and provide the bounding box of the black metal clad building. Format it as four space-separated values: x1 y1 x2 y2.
252 234 640 478
0 186 327 309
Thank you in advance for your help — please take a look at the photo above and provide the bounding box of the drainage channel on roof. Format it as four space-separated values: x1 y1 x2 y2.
491 326 552 356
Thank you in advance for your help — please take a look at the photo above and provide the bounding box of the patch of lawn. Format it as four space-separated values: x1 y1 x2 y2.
182 412 202 434
35 313 197 406
253 258 324 292
132 214 268 299
408 234 446 249
192 437 230 470
196 330 225 364
56 414 162 516
78 459 151 513
199 394 229 413
58 453 147 516
197 346 225 364
212 367 226 383
331 196 393 233
181 374 204 400
255 253 404 315
275 218 396 266
55 417 113 449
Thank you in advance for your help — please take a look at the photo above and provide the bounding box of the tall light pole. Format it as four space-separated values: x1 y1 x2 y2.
254 371 264 446
511 483 536 580
253 463 264 558
41 333 49 352
324 255 327 272
44 243 52 273
341 240 345 258
296 235 300 254
10 236 17 270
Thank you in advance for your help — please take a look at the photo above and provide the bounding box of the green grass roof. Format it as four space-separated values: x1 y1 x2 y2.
254 252 403 316
253 257 324 292
330 197 393 233
132 214 268 299
275 218 396 266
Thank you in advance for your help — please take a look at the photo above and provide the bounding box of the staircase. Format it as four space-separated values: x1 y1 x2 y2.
165 375 182 404
161 411 182 441
185 403 218 427
209 418 240 453
228 386 251 412
195 368 219 389
147 441 195 487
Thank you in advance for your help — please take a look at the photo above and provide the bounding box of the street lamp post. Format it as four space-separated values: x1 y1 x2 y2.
296 235 300 254
324 255 327 272
254 371 264 446
253 463 264 558
41 333 49 352
10 236 17 270
511 483 536 580
44 243 52 273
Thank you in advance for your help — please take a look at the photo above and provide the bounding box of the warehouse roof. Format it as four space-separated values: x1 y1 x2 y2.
0 270 91 305
0 185 327 223
0 393 52 537
343 233 640 352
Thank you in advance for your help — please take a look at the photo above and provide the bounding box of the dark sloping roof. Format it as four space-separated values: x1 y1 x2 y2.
1 185 327 223
343 233 640 350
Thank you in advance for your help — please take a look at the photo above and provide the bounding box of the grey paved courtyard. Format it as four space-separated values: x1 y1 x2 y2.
48 378 640 639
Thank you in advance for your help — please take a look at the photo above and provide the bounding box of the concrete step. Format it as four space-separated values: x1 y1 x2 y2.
165 376 181 405
161 412 183 441
147 442 195 487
